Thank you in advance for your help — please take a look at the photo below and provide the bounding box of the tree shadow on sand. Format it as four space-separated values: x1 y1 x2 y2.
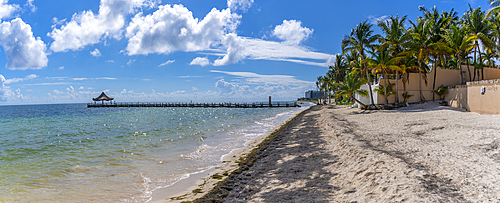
329 108 470 203
195 105 340 203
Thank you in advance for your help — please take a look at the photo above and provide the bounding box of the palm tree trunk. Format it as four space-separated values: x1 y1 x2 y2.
458 56 464 85
473 45 477 81
466 59 471 83
432 59 438 101
350 95 366 109
418 61 425 102
477 42 484 81
362 56 375 106
395 70 399 104
383 72 388 106
403 78 407 103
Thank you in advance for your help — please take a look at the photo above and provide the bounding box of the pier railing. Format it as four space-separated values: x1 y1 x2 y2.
87 102 300 108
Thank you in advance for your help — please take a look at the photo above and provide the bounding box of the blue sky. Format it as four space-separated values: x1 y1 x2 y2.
0 0 490 104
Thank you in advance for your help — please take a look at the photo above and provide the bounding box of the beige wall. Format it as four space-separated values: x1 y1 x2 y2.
377 66 500 104
467 80 500 114
444 87 468 110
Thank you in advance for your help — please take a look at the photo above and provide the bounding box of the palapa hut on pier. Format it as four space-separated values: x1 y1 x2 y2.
93 92 114 104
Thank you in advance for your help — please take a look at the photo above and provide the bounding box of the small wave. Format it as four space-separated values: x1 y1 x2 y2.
180 144 216 159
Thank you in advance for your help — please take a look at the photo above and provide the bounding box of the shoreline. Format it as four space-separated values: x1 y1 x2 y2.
183 102 500 202
149 104 312 203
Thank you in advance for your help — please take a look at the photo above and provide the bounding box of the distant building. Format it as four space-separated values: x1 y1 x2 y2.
305 90 324 99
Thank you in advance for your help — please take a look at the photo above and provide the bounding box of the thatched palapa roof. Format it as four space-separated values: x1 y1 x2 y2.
93 92 114 101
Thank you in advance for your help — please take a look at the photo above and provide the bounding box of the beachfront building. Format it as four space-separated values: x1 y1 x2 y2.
305 90 325 99
352 66 500 114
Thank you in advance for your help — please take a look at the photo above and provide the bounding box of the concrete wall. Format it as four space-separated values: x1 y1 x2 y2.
444 86 468 110
467 79 500 114
377 66 500 104
354 83 378 108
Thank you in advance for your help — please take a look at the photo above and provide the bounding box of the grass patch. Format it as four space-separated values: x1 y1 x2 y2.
192 188 203 194
211 173 223 179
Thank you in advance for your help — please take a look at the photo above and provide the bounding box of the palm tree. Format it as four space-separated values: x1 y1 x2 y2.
442 24 475 85
463 5 496 81
486 0 500 18
481 51 498 67
403 17 434 102
328 54 349 102
420 7 457 100
393 56 420 103
335 73 369 109
364 47 403 105
342 20 381 107
316 76 326 103
378 15 409 104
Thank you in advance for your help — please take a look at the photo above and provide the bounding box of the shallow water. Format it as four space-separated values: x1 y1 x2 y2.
0 103 307 202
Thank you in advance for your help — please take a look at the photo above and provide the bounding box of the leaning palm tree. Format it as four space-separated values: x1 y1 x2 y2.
335 73 369 109
342 20 381 107
442 24 475 85
463 5 496 81
378 15 409 104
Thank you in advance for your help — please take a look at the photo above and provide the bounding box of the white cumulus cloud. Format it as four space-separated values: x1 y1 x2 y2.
227 0 253 12
0 18 48 70
215 78 250 95
0 0 19 20
272 20 313 45
190 57 210 66
0 74 37 101
48 0 159 52
90 48 102 57
125 4 240 55
213 33 245 66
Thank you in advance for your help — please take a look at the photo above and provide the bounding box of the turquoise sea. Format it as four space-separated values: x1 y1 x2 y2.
0 103 308 202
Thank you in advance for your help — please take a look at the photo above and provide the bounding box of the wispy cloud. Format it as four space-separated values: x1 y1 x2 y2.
158 60 175 67
4 74 38 84
25 82 69 86
177 75 205 78
210 70 314 85
367 15 389 25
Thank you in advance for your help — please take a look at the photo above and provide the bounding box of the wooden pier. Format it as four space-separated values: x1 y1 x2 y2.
87 102 300 108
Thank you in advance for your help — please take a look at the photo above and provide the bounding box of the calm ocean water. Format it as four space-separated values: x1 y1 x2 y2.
0 103 308 202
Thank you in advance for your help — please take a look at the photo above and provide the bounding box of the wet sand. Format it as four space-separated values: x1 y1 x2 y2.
156 102 500 202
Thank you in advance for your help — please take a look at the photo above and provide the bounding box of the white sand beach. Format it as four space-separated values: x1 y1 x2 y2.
154 102 500 202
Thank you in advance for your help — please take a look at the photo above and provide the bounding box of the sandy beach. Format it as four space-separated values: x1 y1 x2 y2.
155 102 500 202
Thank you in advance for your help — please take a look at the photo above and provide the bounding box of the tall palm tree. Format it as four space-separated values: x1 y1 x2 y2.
328 54 349 102
420 6 457 100
335 72 369 109
403 18 434 102
364 47 403 105
316 76 327 103
463 6 496 81
442 24 475 85
378 15 409 104
342 20 381 107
